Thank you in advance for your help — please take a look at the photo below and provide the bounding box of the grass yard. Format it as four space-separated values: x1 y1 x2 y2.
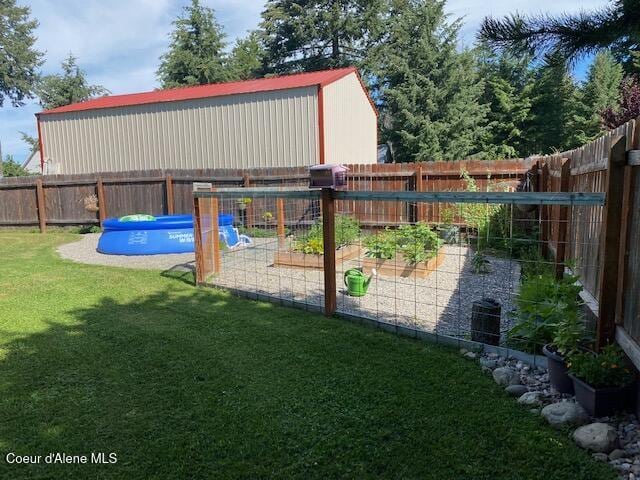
0 232 614 479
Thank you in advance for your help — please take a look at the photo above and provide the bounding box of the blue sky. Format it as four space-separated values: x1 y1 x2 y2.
1 0 609 163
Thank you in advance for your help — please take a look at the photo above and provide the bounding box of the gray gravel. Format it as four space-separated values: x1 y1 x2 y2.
57 233 195 271
212 239 520 338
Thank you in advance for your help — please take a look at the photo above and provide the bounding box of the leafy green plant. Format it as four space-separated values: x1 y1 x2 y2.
364 229 396 260
552 312 585 357
507 272 582 354
293 215 360 255
364 223 442 266
568 345 634 389
471 251 490 274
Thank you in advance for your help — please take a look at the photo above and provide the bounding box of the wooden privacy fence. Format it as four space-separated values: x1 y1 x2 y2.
531 117 640 358
0 159 533 231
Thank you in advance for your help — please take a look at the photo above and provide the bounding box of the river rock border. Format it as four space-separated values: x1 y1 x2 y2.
461 348 640 479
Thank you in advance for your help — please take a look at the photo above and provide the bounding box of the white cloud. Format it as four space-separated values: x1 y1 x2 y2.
1 0 610 163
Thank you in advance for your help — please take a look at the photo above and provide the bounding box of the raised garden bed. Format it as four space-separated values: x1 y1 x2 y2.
274 244 361 269
362 248 445 279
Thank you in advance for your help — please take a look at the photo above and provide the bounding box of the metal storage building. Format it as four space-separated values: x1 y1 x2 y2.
35 67 377 175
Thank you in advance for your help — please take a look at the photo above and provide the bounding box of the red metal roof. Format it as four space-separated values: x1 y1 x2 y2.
38 67 364 116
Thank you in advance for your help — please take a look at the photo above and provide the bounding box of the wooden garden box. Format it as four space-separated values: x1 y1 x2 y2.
362 248 445 279
273 244 361 269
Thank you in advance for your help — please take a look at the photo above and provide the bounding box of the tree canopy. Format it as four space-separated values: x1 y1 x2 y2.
36 54 109 110
0 0 43 107
260 0 386 74
1 155 30 177
157 0 229 87
479 0 640 73
373 0 488 162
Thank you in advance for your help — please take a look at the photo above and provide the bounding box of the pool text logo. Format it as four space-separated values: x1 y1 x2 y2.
5 452 118 465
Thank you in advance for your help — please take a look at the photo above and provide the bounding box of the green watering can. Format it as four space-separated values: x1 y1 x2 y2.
344 268 376 297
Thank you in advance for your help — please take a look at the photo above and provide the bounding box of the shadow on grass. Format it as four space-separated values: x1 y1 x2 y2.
0 284 614 480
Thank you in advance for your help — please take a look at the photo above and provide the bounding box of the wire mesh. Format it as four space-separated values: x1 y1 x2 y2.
194 188 604 359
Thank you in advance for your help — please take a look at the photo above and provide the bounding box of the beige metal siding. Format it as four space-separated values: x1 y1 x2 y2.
39 87 319 174
322 73 377 165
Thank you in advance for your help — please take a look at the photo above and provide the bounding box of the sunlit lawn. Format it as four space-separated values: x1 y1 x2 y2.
0 232 614 479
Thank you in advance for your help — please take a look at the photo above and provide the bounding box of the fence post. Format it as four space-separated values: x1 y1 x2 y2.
597 135 627 350
321 188 337 317
165 174 175 215
276 197 286 248
415 164 424 222
539 161 550 258
554 158 571 279
193 195 205 284
211 189 221 275
243 174 253 229
35 178 46 233
96 177 107 227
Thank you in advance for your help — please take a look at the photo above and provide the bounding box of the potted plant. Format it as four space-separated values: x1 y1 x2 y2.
567 345 636 416
544 311 585 394
437 207 460 245
507 272 583 394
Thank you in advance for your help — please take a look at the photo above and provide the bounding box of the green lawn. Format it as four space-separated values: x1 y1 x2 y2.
0 232 614 479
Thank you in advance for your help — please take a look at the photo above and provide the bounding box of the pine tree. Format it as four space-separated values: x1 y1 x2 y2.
259 0 386 74
0 0 43 107
157 0 229 88
373 0 488 162
576 51 623 142
228 32 265 81
525 54 581 154
476 45 533 158
36 54 109 110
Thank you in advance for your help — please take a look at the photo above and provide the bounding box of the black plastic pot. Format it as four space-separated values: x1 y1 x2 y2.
543 344 574 394
570 374 636 417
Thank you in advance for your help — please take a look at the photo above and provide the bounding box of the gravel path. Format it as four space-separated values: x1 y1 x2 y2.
212 239 521 338
57 234 195 271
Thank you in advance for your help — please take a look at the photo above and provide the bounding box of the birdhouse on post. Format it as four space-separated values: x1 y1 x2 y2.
309 164 349 189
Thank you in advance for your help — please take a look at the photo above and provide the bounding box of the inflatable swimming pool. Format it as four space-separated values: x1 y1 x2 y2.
97 214 236 256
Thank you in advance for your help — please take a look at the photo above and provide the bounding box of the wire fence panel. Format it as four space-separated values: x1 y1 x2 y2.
194 188 604 360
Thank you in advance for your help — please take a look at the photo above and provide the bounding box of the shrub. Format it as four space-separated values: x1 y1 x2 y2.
568 345 634 388
507 272 582 354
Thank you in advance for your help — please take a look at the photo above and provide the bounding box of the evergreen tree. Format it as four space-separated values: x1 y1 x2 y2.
228 32 265 80
19 131 39 154
525 54 581 154
157 0 229 88
36 54 109 110
373 0 488 162
476 45 533 158
259 0 386 74
479 1 640 66
576 51 623 142
0 0 43 107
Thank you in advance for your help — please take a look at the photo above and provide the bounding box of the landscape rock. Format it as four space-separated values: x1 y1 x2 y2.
492 367 521 387
480 358 498 369
573 423 619 453
610 449 627 461
518 391 542 406
464 351 477 360
592 452 609 462
541 402 589 428
505 385 528 397
460 348 468 355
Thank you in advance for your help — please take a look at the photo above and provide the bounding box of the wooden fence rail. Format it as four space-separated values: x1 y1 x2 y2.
0 160 533 231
